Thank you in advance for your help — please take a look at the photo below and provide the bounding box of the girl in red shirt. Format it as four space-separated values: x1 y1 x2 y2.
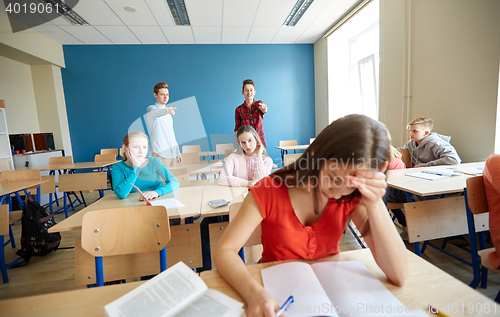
214 114 408 317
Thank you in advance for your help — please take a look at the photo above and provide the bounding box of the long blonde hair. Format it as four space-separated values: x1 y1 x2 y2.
122 131 149 161
234 125 268 157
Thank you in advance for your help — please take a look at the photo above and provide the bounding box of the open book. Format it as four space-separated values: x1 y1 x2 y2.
406 169 458 181
130 183 186 209
105 262 244 317
261 261 426 317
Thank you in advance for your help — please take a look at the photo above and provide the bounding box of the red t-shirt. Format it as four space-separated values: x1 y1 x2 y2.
250 176 360 262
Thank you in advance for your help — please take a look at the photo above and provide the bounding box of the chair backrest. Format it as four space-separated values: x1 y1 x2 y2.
182 145 201 154
100 148 118 158
81 206 171 257
283 153 302 166
399 148 412 168
49 156 72 165
95 154 116 162
58 172 108 192
466 176 488 215
229 202 261 248
169 168 190 187
0 170 41 182
216 143 235 155
0 204 8 236
224 148 234 159
181 152 200 165
279 140 297 147
40 175 56 194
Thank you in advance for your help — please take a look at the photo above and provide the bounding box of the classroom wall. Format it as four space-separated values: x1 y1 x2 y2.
61 44 316 164
380 0 500 162
0 12 72 156
314 37 328 136
0 55 40 134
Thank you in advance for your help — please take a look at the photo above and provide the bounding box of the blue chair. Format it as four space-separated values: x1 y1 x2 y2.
464 176 500 302
80 206 171 287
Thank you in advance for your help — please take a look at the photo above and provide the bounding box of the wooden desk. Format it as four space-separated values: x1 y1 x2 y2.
201 249 499 317
386 162 487 256
0 180 45 198
1 249 497 317
201 185 247 217
15 160 119 172
386 162 484 196
275 144 309 166
49 186 204 233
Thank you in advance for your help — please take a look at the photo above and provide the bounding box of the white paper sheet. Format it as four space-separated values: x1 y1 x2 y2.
150 198 186 209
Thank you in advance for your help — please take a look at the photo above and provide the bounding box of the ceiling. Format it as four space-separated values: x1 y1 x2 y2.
0 0 361 45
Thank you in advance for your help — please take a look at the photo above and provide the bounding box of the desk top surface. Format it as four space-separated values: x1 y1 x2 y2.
275 144 309 151
386 162 485 196
49 185 247 233
0 179 45 196
0 249 496 317
15 160 119 171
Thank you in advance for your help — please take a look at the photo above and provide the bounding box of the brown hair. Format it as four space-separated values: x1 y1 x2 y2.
242 79 255 91
235 125 268 156
122 131 149 161
154 82 168 95
272 114 390 215
407 117 433 131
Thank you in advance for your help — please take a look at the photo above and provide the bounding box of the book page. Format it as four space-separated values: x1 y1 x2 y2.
405 171 448 181
150 198 186 210
174 289 244 317
105 262 207 317
311 261 427 317
453 167 484 176
261 262 338 317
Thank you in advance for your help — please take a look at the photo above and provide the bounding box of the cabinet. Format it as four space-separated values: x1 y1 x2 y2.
0 102 14 172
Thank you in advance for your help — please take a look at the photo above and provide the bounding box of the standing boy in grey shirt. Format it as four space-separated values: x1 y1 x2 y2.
147 82 182 167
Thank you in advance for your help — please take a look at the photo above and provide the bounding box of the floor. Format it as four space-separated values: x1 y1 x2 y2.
0 190 499 303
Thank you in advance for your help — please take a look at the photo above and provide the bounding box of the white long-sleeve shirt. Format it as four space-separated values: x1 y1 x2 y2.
218 153 273 187
147 103 180 159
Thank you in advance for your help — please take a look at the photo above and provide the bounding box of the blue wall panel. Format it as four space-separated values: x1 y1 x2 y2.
61 44 315 165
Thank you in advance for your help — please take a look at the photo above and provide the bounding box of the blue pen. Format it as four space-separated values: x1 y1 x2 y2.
276 296 294 317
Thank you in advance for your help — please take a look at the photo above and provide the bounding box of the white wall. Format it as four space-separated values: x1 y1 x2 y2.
0 55 40 133
314 37 329 135
0 12 71 155
380 0 500 162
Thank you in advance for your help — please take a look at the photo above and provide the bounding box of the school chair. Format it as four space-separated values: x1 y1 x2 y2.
80 206 170 287
229 202 262 264
216 143 234 160
169 168 190 187
464 176 499 302
58 172 108 218
49 156 73 175
283 153 302 167
399 148 412 168
100 148 118 159
279 140 298 153
181 152 200 165
224 148 234 159
0 204 24 283
0 170 41 248
95 154 115 191
181 145 201 154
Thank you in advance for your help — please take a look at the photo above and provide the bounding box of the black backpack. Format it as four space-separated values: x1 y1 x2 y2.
15 196 61 263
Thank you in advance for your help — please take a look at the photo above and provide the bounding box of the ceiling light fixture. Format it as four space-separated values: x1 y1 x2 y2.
124 6 137 13
166 0 190 26
38 0 89 25
283 0 314 26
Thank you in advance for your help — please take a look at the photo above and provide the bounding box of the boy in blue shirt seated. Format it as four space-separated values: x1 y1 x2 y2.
402 117 461 167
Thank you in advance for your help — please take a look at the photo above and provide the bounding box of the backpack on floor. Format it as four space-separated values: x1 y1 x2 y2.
15 196 61 264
